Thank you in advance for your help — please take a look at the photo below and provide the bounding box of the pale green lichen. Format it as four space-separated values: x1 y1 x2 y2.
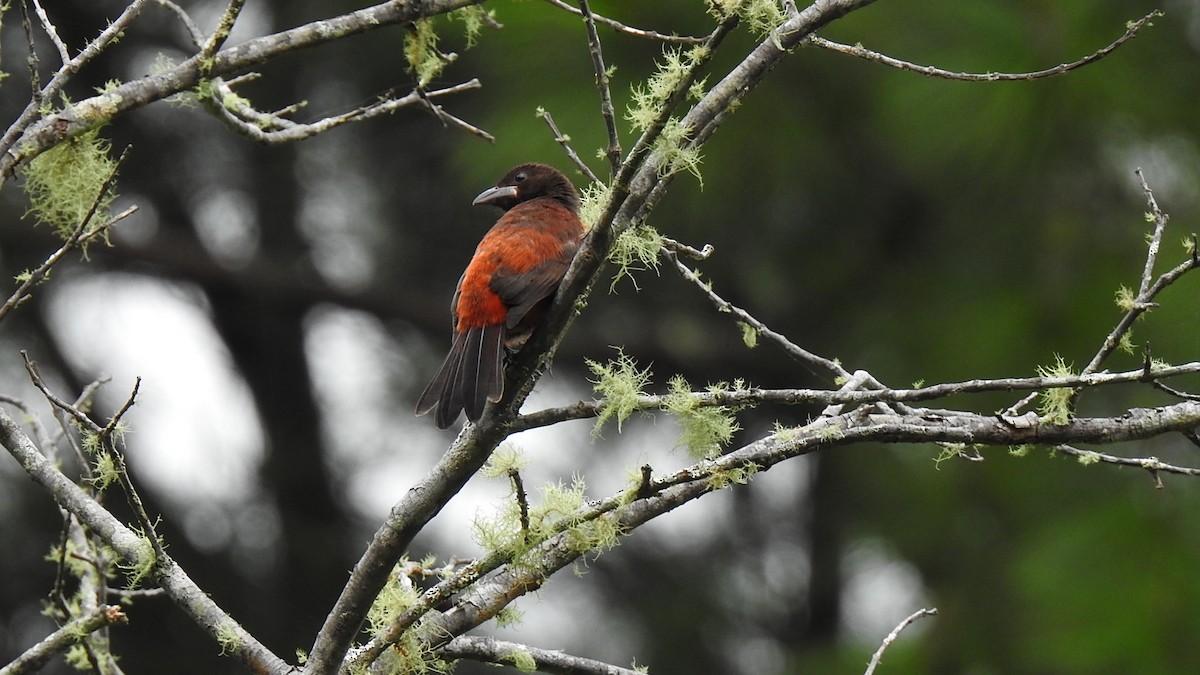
587 348 652 435
664 376 741 459
450 5 494 47
707 0 788 37
1036 355 1075 425
482 443 528 478
507 646 537 672
474 475 621 570
739 322 758 349
626 46 708 132
23 128 118 239
404 19 447 87
1114 285 1136 312
216 620 244 656
576 179 609 232
119 532 159 589
650 117 703 185
707 462 758 490
608 224 663 291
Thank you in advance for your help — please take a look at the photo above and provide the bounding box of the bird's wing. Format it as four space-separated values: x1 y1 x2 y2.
487 201 583 329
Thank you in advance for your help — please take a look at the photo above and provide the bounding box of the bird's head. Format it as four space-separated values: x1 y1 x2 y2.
472 163 580 213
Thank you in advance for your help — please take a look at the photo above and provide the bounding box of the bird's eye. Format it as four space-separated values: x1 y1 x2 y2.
514 172 527 182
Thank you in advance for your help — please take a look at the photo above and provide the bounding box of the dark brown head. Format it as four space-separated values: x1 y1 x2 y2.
472 163 580 213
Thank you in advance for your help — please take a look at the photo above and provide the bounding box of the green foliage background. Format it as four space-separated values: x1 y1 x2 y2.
1 1 1199 673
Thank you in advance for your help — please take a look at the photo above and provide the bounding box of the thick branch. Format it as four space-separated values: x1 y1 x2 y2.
415 400 1200 662
0 409 294 675
514 361 1200 432
1 0 481 180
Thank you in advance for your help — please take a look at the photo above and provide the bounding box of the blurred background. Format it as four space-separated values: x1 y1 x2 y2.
2 1 1200 673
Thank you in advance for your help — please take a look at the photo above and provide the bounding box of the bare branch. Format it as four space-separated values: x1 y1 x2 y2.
541 0 707 44
1134 167 1169 298
663 245 850 379
1 0 149 171
1 0 483 180
212 79 488 144
199 0 246 69
151 0 205 43
538 108 602 184
443 635 644 675
578 0 622 177
808 11 1160 82
0 409 293 673
1053 444 1200 480
863 608 938 675
1079 174 1198 378
513 361 1200 432
1153 381 1200 401
661 235 713 261
1 604 127 675
30 0 71 63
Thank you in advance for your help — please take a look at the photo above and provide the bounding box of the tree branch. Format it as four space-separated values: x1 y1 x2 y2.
513 362 1200 432
1 605 127 675
1 0 149 174
863 608 938 675
577 0 622 177
807 10 1160 82
0 0 483 181
0 409 294 675
392 400 1200 667
539 108 603 184
541 0 707 44
442 635 644 675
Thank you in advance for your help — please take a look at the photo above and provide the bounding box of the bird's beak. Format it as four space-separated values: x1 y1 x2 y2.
472 185 519 207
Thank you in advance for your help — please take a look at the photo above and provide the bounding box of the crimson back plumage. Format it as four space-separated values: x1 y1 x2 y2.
415 163 585 428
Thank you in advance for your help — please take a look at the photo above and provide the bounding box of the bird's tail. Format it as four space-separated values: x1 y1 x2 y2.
415 325 505 429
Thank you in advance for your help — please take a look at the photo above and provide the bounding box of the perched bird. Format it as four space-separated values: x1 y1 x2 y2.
415 163 585 428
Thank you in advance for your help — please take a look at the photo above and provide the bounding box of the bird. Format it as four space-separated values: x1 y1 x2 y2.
415 163 586 429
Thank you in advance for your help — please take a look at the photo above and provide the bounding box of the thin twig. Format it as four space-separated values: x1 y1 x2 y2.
1134 167 1169 298
151 0 204 43
30 0 71 63
1 605 127 675
0 0 149 166
577 0 622 177
863 608 938 675
1054 444 1200 481
199 0 245 71
661 235 713 260
509 468 531 544
1152 381 1200 401
1078 177 1198 379
19 0 42 103
442 635 644 675
808 10 1160 82
23 353 103 433
663 245 849 380
541 0 706 44
417 87 496 143
213 79 490 144
1002 392 1041 417
538 109 601 184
